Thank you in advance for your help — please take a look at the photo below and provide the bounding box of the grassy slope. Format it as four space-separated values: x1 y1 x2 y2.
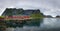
30 13 44 19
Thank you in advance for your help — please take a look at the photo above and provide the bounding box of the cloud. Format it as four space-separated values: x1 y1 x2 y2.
0 0 60 17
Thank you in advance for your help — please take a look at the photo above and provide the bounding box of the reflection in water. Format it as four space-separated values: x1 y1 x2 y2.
5 19 43 31
5 18 60 31
41 18 60 29
4 19 43 28
24 19 43 26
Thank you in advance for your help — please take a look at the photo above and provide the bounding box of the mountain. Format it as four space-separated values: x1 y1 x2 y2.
2 8 44 19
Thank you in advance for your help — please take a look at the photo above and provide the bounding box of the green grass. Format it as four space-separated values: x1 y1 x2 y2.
30 13 44 19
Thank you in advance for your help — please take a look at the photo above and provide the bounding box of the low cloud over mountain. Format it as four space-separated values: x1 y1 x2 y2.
0 0 60 17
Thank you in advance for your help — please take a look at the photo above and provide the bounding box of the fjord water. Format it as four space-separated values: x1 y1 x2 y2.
6 18 60 31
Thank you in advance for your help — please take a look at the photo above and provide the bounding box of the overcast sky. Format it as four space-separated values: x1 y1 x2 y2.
0 0 60 17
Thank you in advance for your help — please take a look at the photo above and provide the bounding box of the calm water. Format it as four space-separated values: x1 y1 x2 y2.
6 18 60 31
